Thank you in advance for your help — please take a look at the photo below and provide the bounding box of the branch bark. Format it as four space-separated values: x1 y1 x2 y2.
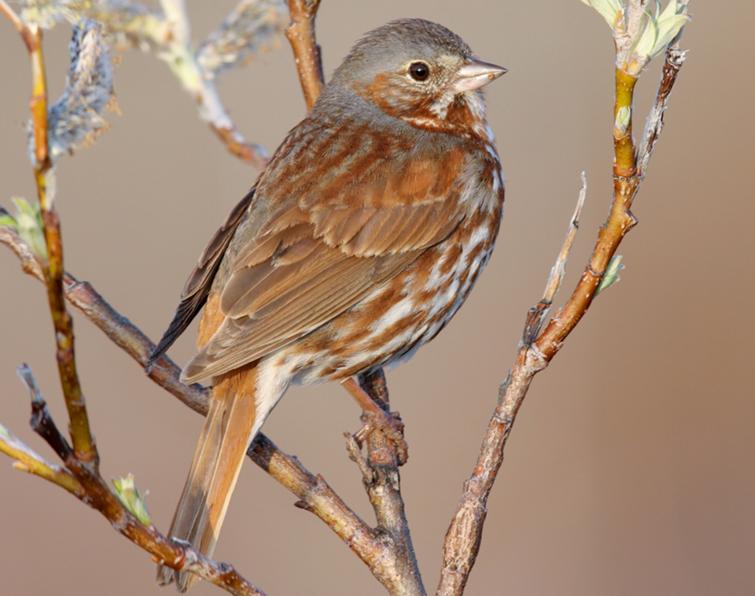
1 366 266 596
0 15 267 594
354 369 426 596
19 17 99 465
285 0 324 109
437 40 688 596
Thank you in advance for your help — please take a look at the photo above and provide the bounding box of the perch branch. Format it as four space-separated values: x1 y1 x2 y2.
285 0 323 109
354 369 426 596
437 39 688 596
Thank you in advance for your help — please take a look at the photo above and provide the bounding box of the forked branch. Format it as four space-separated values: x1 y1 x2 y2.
437 27 689 596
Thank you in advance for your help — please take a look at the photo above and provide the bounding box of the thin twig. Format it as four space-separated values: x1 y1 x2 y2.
0 374 266 596
0 0 35 51
436 174 589 596
15 18 99 464
522 173 588 346
157 0 270 168
285 0 323 109
637 47 687 178
0 420 82 497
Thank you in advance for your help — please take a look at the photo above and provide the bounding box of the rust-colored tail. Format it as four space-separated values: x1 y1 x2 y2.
157 365 258 592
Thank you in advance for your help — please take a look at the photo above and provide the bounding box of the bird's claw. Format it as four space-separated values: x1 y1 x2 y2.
355 409 408 466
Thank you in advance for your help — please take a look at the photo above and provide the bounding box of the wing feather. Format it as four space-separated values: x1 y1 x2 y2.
181 122 471 382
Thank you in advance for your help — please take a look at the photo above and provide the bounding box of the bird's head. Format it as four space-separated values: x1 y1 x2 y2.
331 19 506 135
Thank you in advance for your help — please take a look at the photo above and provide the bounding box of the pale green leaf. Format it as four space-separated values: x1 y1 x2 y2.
10 198 47 259
0 214 17 229
113 473 153 526
580 0 624 29
596 255 625 295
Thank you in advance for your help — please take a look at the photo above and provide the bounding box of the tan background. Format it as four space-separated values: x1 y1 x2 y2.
1 1 752 595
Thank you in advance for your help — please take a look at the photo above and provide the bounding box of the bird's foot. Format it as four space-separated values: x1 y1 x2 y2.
354 408 408 466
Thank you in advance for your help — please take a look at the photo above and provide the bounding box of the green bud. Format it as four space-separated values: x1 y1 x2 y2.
596 255 625 295
113 473 153 527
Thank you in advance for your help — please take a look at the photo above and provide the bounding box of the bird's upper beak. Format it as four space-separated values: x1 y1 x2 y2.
452 56 507 93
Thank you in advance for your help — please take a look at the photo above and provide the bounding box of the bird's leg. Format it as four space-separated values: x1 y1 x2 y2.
341 377 408 465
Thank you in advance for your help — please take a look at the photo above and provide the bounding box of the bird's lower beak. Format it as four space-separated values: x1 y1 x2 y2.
452 56 507 93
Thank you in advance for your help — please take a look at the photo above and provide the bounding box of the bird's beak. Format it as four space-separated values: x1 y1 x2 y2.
452 56 507 93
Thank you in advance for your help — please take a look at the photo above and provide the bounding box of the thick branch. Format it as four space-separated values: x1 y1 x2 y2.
285 0 323 110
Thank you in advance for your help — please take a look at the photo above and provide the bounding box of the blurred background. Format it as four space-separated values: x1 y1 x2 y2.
1 1 752 595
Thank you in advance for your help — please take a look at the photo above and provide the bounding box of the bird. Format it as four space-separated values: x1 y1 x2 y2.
150 18 506 591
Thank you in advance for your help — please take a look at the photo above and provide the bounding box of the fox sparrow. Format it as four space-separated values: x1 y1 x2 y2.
151 18 506 590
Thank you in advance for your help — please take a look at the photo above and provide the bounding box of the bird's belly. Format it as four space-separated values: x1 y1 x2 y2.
281 212 499 385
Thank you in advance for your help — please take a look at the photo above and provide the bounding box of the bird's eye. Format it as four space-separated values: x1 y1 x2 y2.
408 61 430 82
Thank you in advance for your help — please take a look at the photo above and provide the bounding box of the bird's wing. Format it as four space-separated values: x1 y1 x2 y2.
181 124 469 382
149 188 255 365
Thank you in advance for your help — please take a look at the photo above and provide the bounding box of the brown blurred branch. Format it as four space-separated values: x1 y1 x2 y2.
285 0 324 109
437 38 688 596
31 0 281 168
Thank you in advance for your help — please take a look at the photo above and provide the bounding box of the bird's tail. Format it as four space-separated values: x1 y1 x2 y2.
157 364 259 592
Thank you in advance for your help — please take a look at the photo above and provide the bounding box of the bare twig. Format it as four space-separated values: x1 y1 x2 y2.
523 173 588 346
157 0 270 168
437 36 688 593
437 175 589 596
637 47 687 178
285 0 323 109
0 0 35 50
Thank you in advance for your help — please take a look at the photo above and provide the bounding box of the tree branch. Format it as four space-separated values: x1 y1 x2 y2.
437 36 688 594
354 369 426 596
15 17 99 464
1 367 266 596
1 19 266 594
0 222 402 587
285 0 324 109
